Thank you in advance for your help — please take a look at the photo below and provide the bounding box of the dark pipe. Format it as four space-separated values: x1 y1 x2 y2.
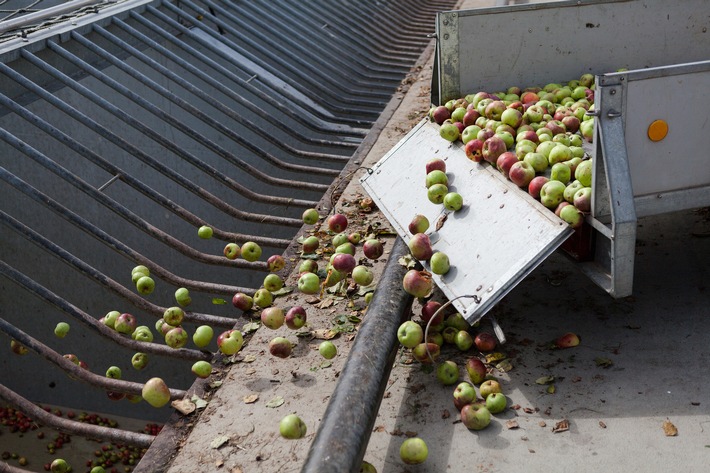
301 237 412 473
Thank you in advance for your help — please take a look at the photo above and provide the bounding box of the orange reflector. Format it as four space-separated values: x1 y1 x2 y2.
648 119 668 142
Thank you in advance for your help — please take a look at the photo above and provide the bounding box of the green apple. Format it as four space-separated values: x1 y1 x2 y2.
454 330 474 351
50 459 71 473
142 377 171 408
174 287 192 307
540 180 566 209
436 360 459 386
163 306 184 327
453 381 477 410
192 325 214 348
397 321 423 349
217 330 243 355
425 170 448 188
197 225 213 239
261 307 285 330
240 241 262 262
279 414 307 439
297 272 320 295
427 183 448 204
54 322 70 338
479 379 503 399
399 437 428 465
135 275 155 295
575 159 593 187
430 251 450 275
223 243 240 260
102 310 120 329
302 208 319 225
485 392 507 414
131 352 148 370
105 366 121 379
131 265 150 283
461 403 491 430
263 274 283 292
253 288 273 308
550 162 571 184
319 341 337 359
443 192 463 212
352 265 374 286
191 360 212 378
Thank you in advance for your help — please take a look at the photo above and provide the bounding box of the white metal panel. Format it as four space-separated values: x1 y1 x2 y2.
361 120 573 323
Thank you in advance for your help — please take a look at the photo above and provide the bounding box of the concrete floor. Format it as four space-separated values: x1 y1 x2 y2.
154 1 710 472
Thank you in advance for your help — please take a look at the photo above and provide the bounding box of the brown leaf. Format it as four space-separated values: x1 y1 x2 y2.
435 214 448 231
243 394 259 404
390 429 403 436
441 409 450 419
552 419 569 433
663 418 678 436
599 421 607 429
523 407 535 414
172 399 196 415
405 431 418 438
506 420 519 430
373 425 386 433
538 421 547 428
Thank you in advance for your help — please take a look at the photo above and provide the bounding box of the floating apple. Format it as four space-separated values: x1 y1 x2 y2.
50 458 71 473
102 310 120 329
105 366 121 379
54 322 70 338
253 288 273 308
223 243 240 260
474 332 497 352
362 239 384 260
191 360 212 379
135 276 155 295
142 377 171 408
352 265 374 286
302 208 320 225
263 274 284 292
332 253 357 273
399 437 428 465
408 214 430 235
261 307 285 330
175 287 192 307
299 259 319 274
133 326 153 343
267 254 286 272
460 402 491 430
192 325 214 348
114 313 137 335
232 292 254 311
131 352 148 370
327 213 348 233
197 225 213 239
302 235 320 254
402 269 433 298
269 337 293 358
279 414 307 439
163 306 184 327
240 241 262 262
348 232 361 245
319 341 337 359
408 233 433 261
217 330 243 355
165 327 188 349
298 272 321 294
285 306 307 330
131 265 149 283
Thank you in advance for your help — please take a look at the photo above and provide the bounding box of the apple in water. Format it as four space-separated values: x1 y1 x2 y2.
400 437 428 465
508 161 535 188
425 158 446 174
163 306 184 327
574 187 592 212
279 414 307 439
54 322 70 338
352 265 374 286
197 225 213 239
319 341 337 359
479 379 502 399
267 254 286 272
232 292 254 311
135 275 155 295
408 233 433 261
175 287 191 307
327 213 348 233
131 352 148 370
408 214 429 235
443 192 463 211
142 377 171 408
192 325 214 348
397 320 423 349
466 357 487 385
191 360 212 378
269 337 293 358
298 272 321 295
302 208 319 225
402 269 433 298
223 243 240 260
332 253 357 273
436 360 459 386
453 381 478 410
217 330 243 355
528 175 549 200
461 402 491 430
474 332 497 352
241 241 262 262
285 306 307 330
261 307 285 330
263 274 284 292
362 239 384 260
486 392 507 414
253 288 273 308
540 180 566 209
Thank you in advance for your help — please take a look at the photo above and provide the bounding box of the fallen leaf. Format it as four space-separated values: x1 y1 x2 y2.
539 421 547 428
271 287 293 296
243 394 259 404
599 421 607 429
405 431 417 438
241 322 260 334
506 420 519 430
663 418 678 436
242 355 256 363
546 385 556 394
215 459 224 467
244 368 256 375
212 298 227 305
485 352 507 363
320 360 332 369
594 357 614 368
536 376 555 385
210 435 230 449
495 360 513 372
191 395 208 409
312 329 337 340
441 409 450 419
523 407 535 414
209 381 223 389
398 254 417 269
373 425 386 433
316 297 336 309
266 396 285 408
552 419 569 433
172 399 195 415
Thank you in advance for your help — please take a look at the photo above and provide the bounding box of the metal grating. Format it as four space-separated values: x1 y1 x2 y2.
0 0 455 455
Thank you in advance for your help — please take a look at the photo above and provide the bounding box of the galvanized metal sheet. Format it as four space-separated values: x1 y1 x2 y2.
361 120 573 324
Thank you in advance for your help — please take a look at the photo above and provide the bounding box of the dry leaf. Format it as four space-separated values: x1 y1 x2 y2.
536 376 555 385
265 396 285 408
210 435 230 449
243 394 259 404
552 419 569 433
599 421 607 429
312 329 337 340
523 407 535 414
496 360 513 372
485 352 507 363
172 399 196 415
373 425 386 433
215 459 224 467
546 385 556 394
663 418 678 436
242 355 256 363
506 420 519 430
594 357 613 368
539 421 547 428
441 409 450 419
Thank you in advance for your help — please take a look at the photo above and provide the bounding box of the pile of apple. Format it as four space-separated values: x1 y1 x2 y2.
429 74 597 228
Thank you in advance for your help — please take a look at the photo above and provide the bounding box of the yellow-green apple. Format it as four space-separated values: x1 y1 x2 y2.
427 183 448 204
114 313 136 335
217 330 243 355
163 306 184 327
105 366 121 379
455 330 474 351
479 379 502 399
279 414 307 439
135 275 155 295
508 161 535 188
397 320 424 348
175 287 191 307
408 214 429 235
197 225 213 239
430 251 450 275
142 377 170 408
550 162 571 184
191 360 212 378
298 272 320 294
192 325 213 348
54 322 70 338
436 360 459 385
564 180 585 203
399 437 428 465
425 170 448 189
352 265 374 286
540 180 566 209
253 288 273 307
299 259 318 274
460 402 491 430
523 152 548 173
485 392 507 414
240 241 262 262
131 352 148 370
439 120 460 142
223 243 240 260
560 204 583 228
443 192 463 212
453 381 478 410
263 274 284 292
319 341 337 359
302 208 319 225
575 159 593 187
261 307 285 330
165 327 188 349
461 125 482 144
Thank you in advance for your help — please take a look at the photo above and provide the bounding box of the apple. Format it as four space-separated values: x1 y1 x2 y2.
429 251 450 275
223 243 240 260
575 159 593 187
453 382 478 410
445 313 469 331
485 392 507 414
460 402 491 430
420 300 444 325
524 104 544 123
241 241 262 262
133 326 153 343
477 127 495 142
436 360 459 386
484 100 506 120
135 275 155 295
474 332 497 352
425 158 446 174
301 235 320 254
431 105 450 125
327 213 348 233
496 152 519 178
360 461 377 473
142 377 171 408
560 204 584 228
269 337 293 358
217 329 243 355
555 332 580 348
454 330 474 351
332 253 357 273
319 341 337 359
479 379 503 399
540 180 566 209
580 118 594 142
363 239 384 260
466 357 487 385
482 136 507 165
232 292 254 311
352 265 374 286
408 214 430 235
397 320 424 348
500 107 522 128
443 192 463 212
427 183 448 204
54 322 70 338
102 310 120 329
50 459 71 473
114 313 137 335
402 269 433 298
197 225 213 239
131 352 148 370
442 326 458 345
439 120 460 141
412 342 440 364
267 254 286 272
528 175 549 200
464 138 484 162
285 306 307 330
131 265 149 283
536 140 557 159
335 242 356 255
192 325 214 348
279 414 307 439
548 144 573 164
347 232 361 245
175 287 192 307
496 130 515 149
298 272 321 294
555 201 571 217
105 366 121 379
263 274 284 292
425 170 448 188
550 162 572 184
163 306 184 327
299 259 318 274
564 180 585 203
408 233 433 261
508 161 535 188
451 106 466 123
261 307 285 330
574 187 592 213
63 353 79 365
165 327 188 349
461 124 482 144
302 208 319 225
332 233 349 249
191 360 212 378
399 437 428 465
426 331 444 346
253 288 273 308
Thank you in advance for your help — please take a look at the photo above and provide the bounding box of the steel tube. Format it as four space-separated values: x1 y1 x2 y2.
301 237 413 473
0 0 101 33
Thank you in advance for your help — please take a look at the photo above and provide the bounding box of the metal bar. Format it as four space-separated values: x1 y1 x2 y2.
111 18 354 159
0 61 306 229
301 237 413 473
0 90 291 249
0 383 155 448
1 209 240 329
67 26 338 176
0 0 101 34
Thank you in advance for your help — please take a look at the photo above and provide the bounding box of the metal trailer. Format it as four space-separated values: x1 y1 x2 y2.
362 0 710 332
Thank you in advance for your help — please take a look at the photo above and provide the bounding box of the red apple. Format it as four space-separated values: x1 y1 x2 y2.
508 161 535 187
464 138 485 162
496 152 519 178
528 176 549 200
474 332 497 352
